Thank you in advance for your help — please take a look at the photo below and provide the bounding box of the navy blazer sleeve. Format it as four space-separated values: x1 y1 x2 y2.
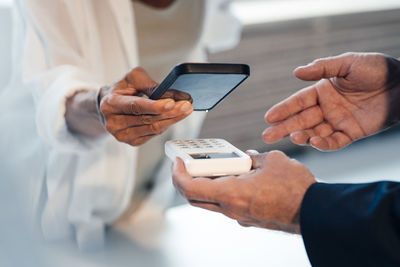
300 182 400 267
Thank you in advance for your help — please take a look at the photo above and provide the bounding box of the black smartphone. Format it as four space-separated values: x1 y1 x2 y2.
149 63 250 111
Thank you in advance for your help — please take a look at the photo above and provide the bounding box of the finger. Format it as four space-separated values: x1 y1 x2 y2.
294 53 354 81
172 157 195 196
114 110 192 141
105 114 165 133
246 150 262 169
190 201 250 222
265 86 317 124
249 152 266 169
259 221 286 232
159 89 193 103
172 158 235 203
125 67 159 96
237 221 252 227
245 150 259 156
189 201 223 212
105 94 179 115
106 101 194 132
290 122 334 145
310 132 352 151
266 150 289 162
236 169 257 179
263 106 323 143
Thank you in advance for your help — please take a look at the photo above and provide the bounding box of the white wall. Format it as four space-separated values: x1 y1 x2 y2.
232 0 400 25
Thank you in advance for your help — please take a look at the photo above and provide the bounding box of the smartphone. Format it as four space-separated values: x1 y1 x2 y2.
150 63 250 111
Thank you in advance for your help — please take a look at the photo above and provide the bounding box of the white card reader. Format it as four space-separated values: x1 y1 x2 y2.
165 138 252 177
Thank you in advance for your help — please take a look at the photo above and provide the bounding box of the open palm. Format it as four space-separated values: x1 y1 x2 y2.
263 53 399 151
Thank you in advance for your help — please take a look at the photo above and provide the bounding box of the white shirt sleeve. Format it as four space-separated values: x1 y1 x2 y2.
15 0 137 250
20 0 105 153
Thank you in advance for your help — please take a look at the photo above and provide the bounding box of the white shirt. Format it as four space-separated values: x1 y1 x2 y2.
0 0 241 250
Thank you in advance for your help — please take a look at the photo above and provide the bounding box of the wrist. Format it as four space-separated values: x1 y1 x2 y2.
291 179 317 228
384 56 400 126
65 89 107 137
96 87 107 126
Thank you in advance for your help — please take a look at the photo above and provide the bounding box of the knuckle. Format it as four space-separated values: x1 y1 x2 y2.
294 114 305 129
224 190 247 210
127 67 146 81
140 115 153 125
296 95 307 111
268 150 285 159
231 197 246 210
105 122 114 133
150 122 163 135
312 58 324 65
100 98 111 114
131 100 142 115
268 150 281 156
130 136 152 147
183 189 193 200
256 153 268 164
104 117 117 133
114 132 126 143
238 221 249 227
107 94 119 106
180 184 193 199
290 158 301 166
132 66 145 74
313 58 330 69
342 52 354 58
129 139 143 147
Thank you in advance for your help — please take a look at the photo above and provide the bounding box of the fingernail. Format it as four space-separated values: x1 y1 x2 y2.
180 102 192 113
164 100 175 110
262 128 270 136
246 149 259 155
295 64 309 71
264 112 272 123
262 129 274 143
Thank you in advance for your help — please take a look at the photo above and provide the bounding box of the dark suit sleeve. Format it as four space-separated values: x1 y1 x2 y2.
300 182 400 267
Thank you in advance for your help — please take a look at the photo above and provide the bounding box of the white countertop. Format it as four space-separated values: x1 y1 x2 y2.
43 205 310 267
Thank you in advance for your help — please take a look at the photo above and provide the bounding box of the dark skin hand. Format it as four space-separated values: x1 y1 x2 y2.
66 0 190 144
263 52 400 151
66 67 193 146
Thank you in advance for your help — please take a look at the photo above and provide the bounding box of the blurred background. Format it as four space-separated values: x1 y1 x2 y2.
1 0 400 182
200 0 400 183
1 0 400 266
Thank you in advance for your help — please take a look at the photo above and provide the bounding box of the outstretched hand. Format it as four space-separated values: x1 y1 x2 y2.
263 53 400 151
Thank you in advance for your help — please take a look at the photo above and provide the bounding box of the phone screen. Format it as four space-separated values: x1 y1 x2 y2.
190 152 240 159
168 73 247 111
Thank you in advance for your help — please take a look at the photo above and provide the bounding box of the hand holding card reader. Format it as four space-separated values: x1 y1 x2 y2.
165 139 252 177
